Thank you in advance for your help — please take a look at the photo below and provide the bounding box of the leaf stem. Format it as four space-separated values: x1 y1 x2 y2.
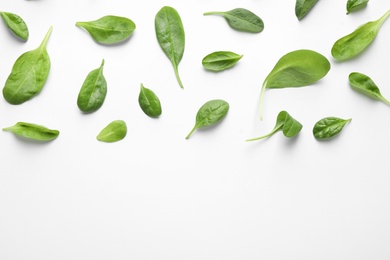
203 11 224 16
259 81 266 120
185 126 197 139
245 125 282 142
174 65 184 89
377 9 390 27
39 26 53 50
379 96 390 106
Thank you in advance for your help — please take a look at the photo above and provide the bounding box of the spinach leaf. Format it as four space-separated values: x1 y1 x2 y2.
155 6 185 89
186 99 229 139
347 0 369 14
203 8 264 33
331 9 390 61
313 117 351 140
295 0 319 20
202 51 243 72
0 11 29 41
2 26 52 105
77 59 107 113
97 120 127 143
3 122 59 141
76 15 136 45
259 49 330 119
348 72 390 105
246 111 302 142
139 84 162 117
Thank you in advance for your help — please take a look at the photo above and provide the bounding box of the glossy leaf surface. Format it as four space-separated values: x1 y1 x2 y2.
97 120 127 143
347 0 369 14
3 122 59 141
0 11 29 40
348 72 390 105
139 84 162 117
202 51 243 72
313 117 351 140
295 0 319 20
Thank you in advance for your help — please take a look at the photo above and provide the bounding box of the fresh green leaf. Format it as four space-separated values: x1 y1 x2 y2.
3 122 59 141
0 11 29 40
77 59 107 113
97 120 127 143
155 6 185 89
246 111 302 142
139 84 162 117
203 8 264 33
186 99 229 139
295 0 319 20
348 72 390 105
202 51 243 72
347 0 369 14
259 49 330 119
313 117 351 140
2 26 52 105
331 9 390 61
76 15 136 45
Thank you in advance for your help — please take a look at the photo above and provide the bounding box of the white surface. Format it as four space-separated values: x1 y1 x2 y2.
0 0 390 259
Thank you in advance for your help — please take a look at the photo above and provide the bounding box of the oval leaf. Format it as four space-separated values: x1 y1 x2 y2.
0 11 29 40
3 122 59 141
77 59 107 113
204 8 264 33
347 0 369 14
76 15 136 45
348 72 390 105
295 0 319 20
155 6 185 88
97 120 127 143
202 51 243 72
2 26 52 105
186 99 229 139
313 117 352 140
138 84 162 117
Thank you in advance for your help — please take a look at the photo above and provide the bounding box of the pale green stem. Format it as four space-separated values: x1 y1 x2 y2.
203 11 224 16
174 65 184 89
39 26 53 50
379 95 390 106
245 125 282 142
185 126 197 139
377 9 390 27
259 82 267 120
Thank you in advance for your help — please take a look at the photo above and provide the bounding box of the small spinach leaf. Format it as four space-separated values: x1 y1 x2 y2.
0 11 29 41
2 26 52 105
202 51 243 72
97 120 127 143
76 15 136 45
347 0 369 14
259 49 330 119
77 59 107 113
3 122 59 141
295 0 319 20
155 6 185 89
139 84 162 117
313 117 351 140
246 111 302 142
186 99 229 139
348 72 390 105
331 9 390 61
204 8 264 33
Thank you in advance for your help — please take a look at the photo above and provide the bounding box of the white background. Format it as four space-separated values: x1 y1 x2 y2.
0 0 390 259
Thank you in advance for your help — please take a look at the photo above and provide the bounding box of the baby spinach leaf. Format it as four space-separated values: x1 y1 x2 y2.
139 84 162 117
313 117 351 140
186 99 229 139
3 122 59 141
97 120 127 143
2 26 52 105
202 51 243 72
155 6 185 89
76 15 136 45
0 11 29 41
259 49 330 119
331 9 390 61
203 8 264 33
77 59 107 113
347 0 369 14
295 0 319 20
246 111 302 142
348 72 390 105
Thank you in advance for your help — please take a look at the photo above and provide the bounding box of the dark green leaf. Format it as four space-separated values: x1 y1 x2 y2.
139 84 162 117
348 72 390 105
313 117 351 140
202 51 243 72
295 0 319 20
97 120 127 142
0 11 29 40
3 122 59 141
347 0 369 14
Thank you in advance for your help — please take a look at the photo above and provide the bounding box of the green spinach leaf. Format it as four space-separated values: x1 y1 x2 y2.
246 111 302 142
76 15 136 45
77 59 107 113
347 0 369 14
186 99 229 139
331 9 390 61
155 6 185 89
0 11 28 41
313 117 351 140
348 72 390 105
259 49 330 119
203 8 264 33
295 0 319 20
2 26 52 105
202 51 243 72
97 120 127 142
139 84 162 117
3 122 59 141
